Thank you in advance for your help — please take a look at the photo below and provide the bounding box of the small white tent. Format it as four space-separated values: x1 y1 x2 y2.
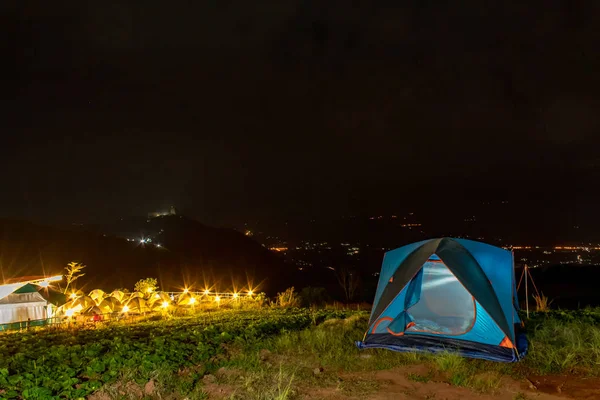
0 283 49 326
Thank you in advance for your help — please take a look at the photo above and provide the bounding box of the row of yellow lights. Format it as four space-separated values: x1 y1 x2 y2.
64 289 254 317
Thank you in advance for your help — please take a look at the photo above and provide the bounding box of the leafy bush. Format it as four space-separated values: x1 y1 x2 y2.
299 287 328 307
134 277 159 295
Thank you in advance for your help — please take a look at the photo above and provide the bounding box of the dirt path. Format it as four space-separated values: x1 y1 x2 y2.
303 364 600 400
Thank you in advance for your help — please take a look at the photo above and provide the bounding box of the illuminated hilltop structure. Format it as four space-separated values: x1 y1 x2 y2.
148 205 177 219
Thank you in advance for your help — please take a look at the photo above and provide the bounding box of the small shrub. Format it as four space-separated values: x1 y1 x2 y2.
435 352 465 372
275 287 300 308
299 287 328 307
533 293 553 312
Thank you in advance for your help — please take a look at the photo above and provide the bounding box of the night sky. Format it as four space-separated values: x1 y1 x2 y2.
2 1 600 232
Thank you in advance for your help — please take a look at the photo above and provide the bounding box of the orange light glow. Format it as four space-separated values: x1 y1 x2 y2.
269 247 288 252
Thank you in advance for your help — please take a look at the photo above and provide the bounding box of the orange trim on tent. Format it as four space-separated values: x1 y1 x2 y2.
371 316 407 336
387 328 404 336
499 336 514 349
371 317 393 334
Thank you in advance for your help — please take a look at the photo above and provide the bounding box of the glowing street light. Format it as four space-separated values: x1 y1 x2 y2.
161 301 169 308
189 297 196 305
203 289 210 295
232 293 239 299
122 305 130 313
247 290 253 296
65 309 74 317
183 288 189 294
215 295 221 302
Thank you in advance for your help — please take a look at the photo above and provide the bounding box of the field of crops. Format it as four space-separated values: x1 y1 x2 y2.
0 308 356 399
2 307 600 400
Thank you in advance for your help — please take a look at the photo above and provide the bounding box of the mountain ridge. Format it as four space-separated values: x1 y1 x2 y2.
0 216 290 294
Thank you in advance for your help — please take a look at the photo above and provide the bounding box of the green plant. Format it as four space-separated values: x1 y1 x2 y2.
533 293 553 312
275 287 300 308
275 364 295 400
434 352 465 372
63 262 86 293
134 277 159 296
0 308 354 398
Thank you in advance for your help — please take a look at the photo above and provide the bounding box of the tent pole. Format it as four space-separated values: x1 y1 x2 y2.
525 264 529 318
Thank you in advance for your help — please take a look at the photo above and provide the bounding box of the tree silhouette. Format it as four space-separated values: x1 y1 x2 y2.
63 262 86 294
334 265 360 303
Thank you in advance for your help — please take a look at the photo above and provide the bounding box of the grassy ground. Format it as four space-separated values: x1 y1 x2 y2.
2 307 600 399
202 308 600 399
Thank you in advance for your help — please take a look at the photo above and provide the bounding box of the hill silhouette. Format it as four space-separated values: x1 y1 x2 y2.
0 217 291 294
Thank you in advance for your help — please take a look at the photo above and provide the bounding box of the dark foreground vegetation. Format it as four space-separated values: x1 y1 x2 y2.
1 305 599 399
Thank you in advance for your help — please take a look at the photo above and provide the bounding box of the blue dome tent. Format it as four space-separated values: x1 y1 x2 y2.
357 238 527 362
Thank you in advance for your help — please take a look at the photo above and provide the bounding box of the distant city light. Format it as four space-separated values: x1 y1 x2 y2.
248 290 253 296
203 289 209 295
122 305 129 313
162 301 169 308
70 293 77 299
156 244 161 248
233 293 238 299
269 247 288 252
183 288 189 294
215 295 221 302
189 297 196 304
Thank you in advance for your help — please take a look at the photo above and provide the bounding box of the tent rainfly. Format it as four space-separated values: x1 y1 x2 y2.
357 238 528 362
0 283 50 327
